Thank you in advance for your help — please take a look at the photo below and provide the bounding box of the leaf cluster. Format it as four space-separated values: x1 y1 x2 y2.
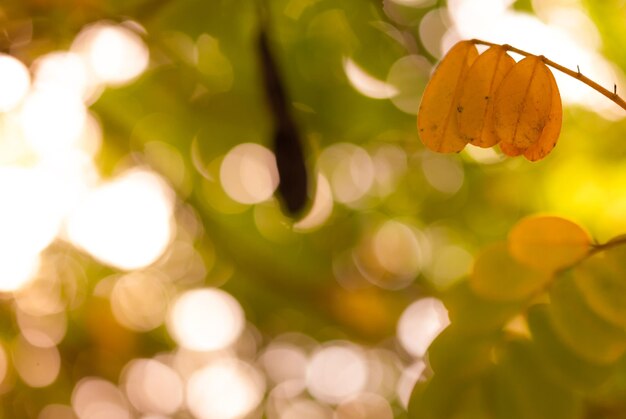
409 216 626 419
418 41 562 161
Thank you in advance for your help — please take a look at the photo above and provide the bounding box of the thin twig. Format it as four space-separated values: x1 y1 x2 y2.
471 39 626 111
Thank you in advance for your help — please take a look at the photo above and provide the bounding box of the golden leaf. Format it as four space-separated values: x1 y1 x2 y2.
417 41 478 153
493 56 553 150
523 65 562 161
508 215 591 274
457 45 515 147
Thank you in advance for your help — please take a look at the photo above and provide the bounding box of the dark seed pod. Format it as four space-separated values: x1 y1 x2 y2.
257 8 309 217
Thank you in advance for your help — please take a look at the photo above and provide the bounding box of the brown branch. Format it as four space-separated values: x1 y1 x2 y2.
470 39 626 111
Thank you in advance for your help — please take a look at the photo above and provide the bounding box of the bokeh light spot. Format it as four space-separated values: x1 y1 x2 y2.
111 271 170 332
32 51 94 102
67 169 175 270
73 22 149 86
220 143 279 205
20 88 87 154
318 143 374 205
306 342 368 404
294 173 333 231
421 152 464 194
167 288 245 352
336 393 394 419
397 297 450 358
343 57 398 99
72 378 131 419
387 55 431 114
122 358 183 415
260 341 308 385
374 220 422 278
0 54 30 112
186 357 265 419
12 336 60 388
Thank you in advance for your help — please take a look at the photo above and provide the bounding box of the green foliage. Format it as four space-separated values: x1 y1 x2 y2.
3 0 626 418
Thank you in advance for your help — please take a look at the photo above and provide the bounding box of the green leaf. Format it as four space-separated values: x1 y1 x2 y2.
548 273 626 364
574 244 626 329
527 304 613 391
427 325 496 379
470 242 551 301
483 340 582 419
444 280 523 334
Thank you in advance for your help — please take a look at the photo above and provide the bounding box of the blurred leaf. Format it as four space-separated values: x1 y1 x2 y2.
470 242 551 301
548 273 626 364
527 304 613 391
508 215 591 273
444 281 524 335
484 340 582 419
574 244 626 329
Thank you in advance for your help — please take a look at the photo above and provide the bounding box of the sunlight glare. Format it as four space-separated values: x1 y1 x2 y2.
0 55 30 112
445 0 626 119
20 87 87 154
0 166 66 290
0 251 40 293
66 169 175 270
32 52 94 101
73 22 149 86
167 288 245 352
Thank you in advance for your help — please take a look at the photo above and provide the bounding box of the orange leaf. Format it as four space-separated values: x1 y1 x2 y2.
493 56 553 150
418 41 478 153
499 141 524 157
508 215 591 274
457 45 515 148
523 65 562 161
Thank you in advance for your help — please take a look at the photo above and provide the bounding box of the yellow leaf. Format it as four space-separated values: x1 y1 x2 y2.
457 45 515 148
418 41 478 153
523 65 562 161
508 215 591 273
470 242 551 301
493 56 553 150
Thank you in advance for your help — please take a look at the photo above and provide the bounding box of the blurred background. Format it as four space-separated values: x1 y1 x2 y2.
0 0 625 418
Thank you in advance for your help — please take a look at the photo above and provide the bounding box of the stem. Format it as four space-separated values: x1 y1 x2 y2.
471 39 626 111
589 234 626 255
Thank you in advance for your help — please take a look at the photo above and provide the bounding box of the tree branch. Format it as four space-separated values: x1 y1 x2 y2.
470 39 626 111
